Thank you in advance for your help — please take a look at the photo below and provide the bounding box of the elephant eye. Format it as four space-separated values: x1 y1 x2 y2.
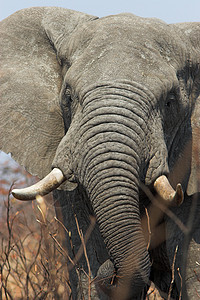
60 87 72 108
65 88 72 102
166 101 171 108
60 87 73 132
165 94 176 108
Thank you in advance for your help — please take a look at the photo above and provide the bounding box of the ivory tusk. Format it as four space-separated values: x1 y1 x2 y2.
12 168 65 201
154 175 184 206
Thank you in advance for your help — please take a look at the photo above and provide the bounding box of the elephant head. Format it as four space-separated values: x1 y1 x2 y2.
1 7 200 299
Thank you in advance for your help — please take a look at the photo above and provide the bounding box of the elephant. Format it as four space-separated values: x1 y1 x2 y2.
0 6 200 299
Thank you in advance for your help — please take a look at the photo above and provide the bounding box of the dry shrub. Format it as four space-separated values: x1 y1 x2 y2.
0 191 72 299
0 157 71 299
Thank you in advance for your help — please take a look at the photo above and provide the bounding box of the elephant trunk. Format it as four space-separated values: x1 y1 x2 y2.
89 174 151 297
72 90 152 297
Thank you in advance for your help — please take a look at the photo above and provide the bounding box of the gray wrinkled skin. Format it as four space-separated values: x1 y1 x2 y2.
0 7 200 299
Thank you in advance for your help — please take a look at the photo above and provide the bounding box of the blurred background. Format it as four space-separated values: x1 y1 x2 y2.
1 0 200 23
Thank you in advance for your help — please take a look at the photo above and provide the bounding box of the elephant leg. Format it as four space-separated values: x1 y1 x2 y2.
165 193 200 299
150 242 179 299
53 187 109 299
185 238 200 298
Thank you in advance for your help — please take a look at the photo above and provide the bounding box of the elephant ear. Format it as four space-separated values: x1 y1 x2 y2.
0 7 97 178
173 23 200 195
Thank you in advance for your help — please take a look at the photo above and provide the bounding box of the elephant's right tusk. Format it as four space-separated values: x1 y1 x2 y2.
154 175 184 206
12 168 66 201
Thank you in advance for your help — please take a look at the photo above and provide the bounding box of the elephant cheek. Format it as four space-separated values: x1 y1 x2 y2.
145 149 169 185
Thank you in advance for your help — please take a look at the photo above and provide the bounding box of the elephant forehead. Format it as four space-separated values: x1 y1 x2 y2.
69 13 187 65
66 14 187 95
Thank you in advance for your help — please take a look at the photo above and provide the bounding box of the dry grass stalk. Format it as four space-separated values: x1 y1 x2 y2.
145 207 151 250
167 245 178 300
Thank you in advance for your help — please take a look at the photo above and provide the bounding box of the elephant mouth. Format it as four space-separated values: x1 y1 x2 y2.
11 168 183 206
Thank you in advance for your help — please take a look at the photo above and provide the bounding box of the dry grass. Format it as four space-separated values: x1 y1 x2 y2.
0 191 72 299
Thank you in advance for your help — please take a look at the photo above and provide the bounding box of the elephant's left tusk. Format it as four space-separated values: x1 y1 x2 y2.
12 168 66 201
154 175 184 206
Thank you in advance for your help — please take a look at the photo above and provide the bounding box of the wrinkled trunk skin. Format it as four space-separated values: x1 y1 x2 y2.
87 174 150 299
74 91 152 298
164 193 200 299
93 185 150 299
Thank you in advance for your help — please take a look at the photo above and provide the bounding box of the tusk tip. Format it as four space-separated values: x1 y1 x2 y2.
12 188 20 198
154 175 184 206
174 183 184 206
12 189 36 201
